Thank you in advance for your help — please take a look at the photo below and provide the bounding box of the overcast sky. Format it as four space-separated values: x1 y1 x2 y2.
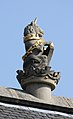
0 0 73 98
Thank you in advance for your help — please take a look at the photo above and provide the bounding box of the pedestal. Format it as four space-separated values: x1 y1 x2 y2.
20 76 57 102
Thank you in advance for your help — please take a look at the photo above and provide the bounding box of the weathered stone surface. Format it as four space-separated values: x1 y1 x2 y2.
0 86 73 118
0 87 73 110
0 86 42 102
16 19 60 100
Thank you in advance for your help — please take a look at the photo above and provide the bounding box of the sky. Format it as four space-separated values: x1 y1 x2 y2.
0 0 73 98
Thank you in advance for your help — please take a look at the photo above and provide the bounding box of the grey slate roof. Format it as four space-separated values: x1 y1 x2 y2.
0 87 73 119
0 102 73 119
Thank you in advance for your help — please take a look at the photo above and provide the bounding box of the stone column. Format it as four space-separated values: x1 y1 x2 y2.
21 76 57 102
26 83 51 101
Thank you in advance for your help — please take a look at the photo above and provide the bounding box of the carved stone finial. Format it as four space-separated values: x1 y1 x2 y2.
16 19 60 102
23 18 44 43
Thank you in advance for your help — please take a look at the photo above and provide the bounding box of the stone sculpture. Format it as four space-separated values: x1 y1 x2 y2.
16 18 60 97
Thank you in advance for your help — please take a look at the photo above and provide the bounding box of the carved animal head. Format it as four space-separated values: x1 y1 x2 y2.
23 18 44 41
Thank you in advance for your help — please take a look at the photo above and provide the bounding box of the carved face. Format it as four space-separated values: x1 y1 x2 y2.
24 20 44 38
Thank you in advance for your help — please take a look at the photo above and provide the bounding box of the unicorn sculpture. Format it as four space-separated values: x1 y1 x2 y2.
16 18 60 90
